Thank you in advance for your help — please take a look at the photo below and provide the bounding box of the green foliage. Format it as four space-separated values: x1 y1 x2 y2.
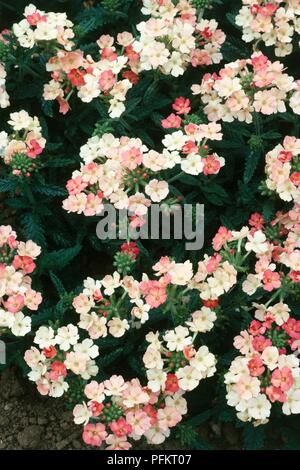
0 0 299 452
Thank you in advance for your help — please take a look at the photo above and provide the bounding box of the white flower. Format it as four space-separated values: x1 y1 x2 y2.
73 338 99 359
181 154 204 175
56 324 79 351
83 277 102 296
169 261 193 286
245 230 268 254
214 77 242 98
186 307 217 333
261 346 279 371
163 326 192 352
143 346 163 370
145 179 169 202
17 240 41 259
268 303 290 326
247 394 272 421
50 378 69 398
107 318 130 337
283 379 300 415
0 131 8 154
34 326 56 349
162 131 187 151
146 368 167 392
176 366 202 391
73 402 92 425
0 308 14 329
101 272 121 295
190 346 216 376
8 111 33 131
242 274 261 295
11 312 31 337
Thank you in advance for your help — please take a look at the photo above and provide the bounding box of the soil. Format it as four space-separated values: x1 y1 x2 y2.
0 368 241 450
0 367 86 450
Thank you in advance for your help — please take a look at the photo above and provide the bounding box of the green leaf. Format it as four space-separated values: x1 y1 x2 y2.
33 184 67 197
50 272 67 297
244 151 260 184
202 183 229 206
20 212 46 247
0 178 18 193
39 245 82 272
243 425 266 450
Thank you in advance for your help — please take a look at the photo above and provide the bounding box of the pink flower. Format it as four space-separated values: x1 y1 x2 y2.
57 96 70 115
157 406 182 429
4 294 24 313
262 270 281 292
88 401 103 417
66 176 88 195
278 151 292 163
283 318 300 340
202 155 221 175
12 255 36 274
212 226 232 251
249 320 266 336
24 289 42 310
206 254 221 273
109 418 132 437
247 356 265 377
49 361 67 381
26 139 43 158
271 367 294 392
67 69 86 87
172 97 191 115
249 213 264 230
105 434 132 450
121 147 143 170
99 70 116 92
125 410 151 436
290 172 300 187
181 140 198 155
266 385 287 403
252 335 272 352
82 423 107 447
26 12 47 26
43 345 57 359
161 113 182 129
290 271 300 283
139 280 168 308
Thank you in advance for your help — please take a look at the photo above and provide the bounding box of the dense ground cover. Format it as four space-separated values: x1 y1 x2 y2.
0 0 299 450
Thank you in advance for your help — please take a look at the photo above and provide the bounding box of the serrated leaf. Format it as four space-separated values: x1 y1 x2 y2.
243 425 266 450
39 245 82 272
244 151 260 184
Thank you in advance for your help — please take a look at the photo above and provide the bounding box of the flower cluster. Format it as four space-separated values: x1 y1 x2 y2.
0 63 9 109
72 272 151 338
12 4 74 50
265 135 300 203
162 97 225 176
73 375 187 449
143 323 216 393
212 204 300 297
24 324 99 397
63 116 226 222
132 0 225 76
192 52 299 123
236 0 300 57
43 33 138 117
0 110 46 177
225 309 300 425
0 225 42 337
